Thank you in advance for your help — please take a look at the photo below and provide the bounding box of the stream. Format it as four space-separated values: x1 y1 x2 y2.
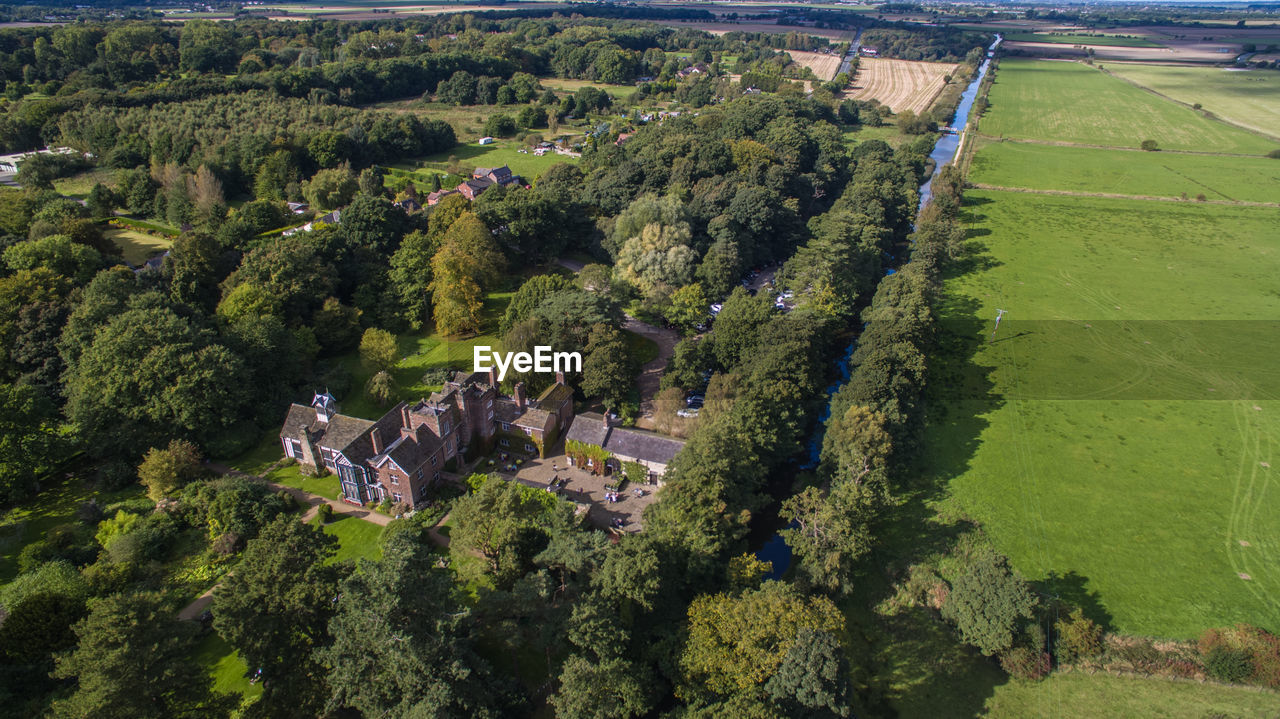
755 35 1004 580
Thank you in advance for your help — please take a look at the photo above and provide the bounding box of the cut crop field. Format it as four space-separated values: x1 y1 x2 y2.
845 57 959 115
968 141 1280 202
924 190 1280 638
787 50 844 81
1002 32 1163 47
1106 63 1280 139
979 59 1278 154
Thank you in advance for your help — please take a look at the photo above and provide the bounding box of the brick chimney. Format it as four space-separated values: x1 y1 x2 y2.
371 427 383 455
556 370 566 385
400 404 414 439
488 367 499 388
514 382 526 411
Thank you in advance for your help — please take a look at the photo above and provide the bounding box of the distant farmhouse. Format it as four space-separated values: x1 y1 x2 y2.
280 370 572 507
429 164 523 205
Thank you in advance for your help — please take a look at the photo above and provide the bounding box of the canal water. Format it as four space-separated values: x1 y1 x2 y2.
756 35 1003 580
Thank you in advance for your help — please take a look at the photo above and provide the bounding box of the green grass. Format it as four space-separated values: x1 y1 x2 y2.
540 77 639 99
334 290 512 419
923 190 1280 638
0 475 143 585
1003 32 1163 47
52 168 116 198
264 464 341 501
322 514 384 563
1106 63 1280 140
112 216 179 234
408 138 579 183
193 632 261 707
968 141 1280 202
104 227 173 265
843 124 913 148
980 59 1277 154
979 672 1280 718
624 329 659 365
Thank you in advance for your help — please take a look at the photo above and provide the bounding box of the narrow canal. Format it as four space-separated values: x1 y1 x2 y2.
755 35 1004 579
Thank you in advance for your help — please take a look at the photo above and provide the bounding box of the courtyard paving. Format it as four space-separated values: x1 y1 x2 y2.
477 450 658 533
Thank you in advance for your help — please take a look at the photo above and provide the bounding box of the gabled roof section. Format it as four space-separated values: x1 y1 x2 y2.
536 383 573 407
565 411 608 446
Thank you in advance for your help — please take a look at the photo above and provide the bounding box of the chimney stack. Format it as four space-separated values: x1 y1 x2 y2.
514 382 526 411
401 404 412 429
371 427 383 455
488 367 499 388
556 370 566 386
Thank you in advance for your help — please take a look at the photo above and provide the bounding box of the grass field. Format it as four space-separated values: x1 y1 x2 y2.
968 141 1280 202
1003 32 1164 47
1106 63 1280 139
978 672 1280 718
845 57 958 114
539 77 639 99
105 227 172 265
923 190 1280 638
980 59 1278 154
52 168 116 198
405 139 578 183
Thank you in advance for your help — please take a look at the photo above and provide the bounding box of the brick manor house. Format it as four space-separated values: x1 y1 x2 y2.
279 369 572 508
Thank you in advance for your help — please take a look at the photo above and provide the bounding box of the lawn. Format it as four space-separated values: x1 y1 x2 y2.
0 475 142 585
322 514 384 563
193 633 261 708
1106 63 1280 140
405 138 579 182
979 59 1277 154
105 227 173 265
922 190 1280 638
968 140 1280 202
1003 32 1163 47
264 463 341 501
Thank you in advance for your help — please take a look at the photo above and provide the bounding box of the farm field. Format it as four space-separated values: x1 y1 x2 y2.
845 57 959 114
1002 32 1163 47
980 59 1278 154
1106 63 1280 139
923 190 1280 638
786 50 843 81
968 141 1280 202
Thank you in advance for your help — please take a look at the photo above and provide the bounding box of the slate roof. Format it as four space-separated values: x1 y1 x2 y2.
564 411 684 465
278 403 376 455
494 398 523 425
565 411 609 446
605 426 684 466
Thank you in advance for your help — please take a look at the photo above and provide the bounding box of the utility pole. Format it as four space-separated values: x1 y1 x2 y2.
990 309 1007 342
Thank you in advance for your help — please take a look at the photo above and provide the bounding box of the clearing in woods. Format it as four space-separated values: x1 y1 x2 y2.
979 59 1277 154
844 57 958 114
1105 63 1280 139
787 50 844 81
923 189 1280 638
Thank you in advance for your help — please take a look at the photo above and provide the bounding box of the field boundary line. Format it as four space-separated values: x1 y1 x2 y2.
967 183 1280 208
970 134 1271 158
1097 65 1280 143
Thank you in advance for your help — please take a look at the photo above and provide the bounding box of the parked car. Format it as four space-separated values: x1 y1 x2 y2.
710 303 723 315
